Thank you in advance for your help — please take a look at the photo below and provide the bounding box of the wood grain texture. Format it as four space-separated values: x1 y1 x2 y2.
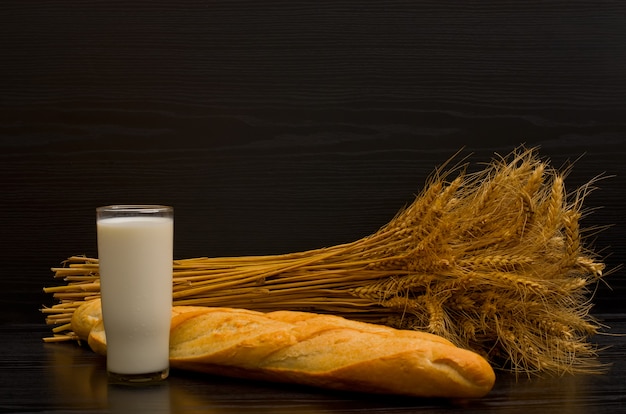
1 318 626 412
1 1 625 324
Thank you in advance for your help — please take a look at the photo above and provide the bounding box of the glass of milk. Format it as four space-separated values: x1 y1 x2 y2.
96 205 173 383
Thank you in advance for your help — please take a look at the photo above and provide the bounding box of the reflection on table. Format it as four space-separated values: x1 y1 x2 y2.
41 317 626 413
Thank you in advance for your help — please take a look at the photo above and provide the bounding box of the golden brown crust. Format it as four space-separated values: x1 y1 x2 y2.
71 300 495 398
70 299 102 341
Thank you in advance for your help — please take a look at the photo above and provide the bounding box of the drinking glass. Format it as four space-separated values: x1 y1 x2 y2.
96 205 173 383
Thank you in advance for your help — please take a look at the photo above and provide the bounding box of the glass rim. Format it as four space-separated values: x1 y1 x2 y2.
96 205 173 214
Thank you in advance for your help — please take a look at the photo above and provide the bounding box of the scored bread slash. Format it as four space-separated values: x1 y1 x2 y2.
74 299 495 398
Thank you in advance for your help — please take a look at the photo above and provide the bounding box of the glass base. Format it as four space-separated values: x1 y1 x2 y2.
107 367 169 385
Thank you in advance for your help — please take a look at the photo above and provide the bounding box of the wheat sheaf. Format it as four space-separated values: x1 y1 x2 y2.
42 146 609 376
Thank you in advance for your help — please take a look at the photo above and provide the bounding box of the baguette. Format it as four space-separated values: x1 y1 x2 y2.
71 299 495 398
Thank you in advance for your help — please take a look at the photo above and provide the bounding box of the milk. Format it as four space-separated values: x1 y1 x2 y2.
97 215 173 377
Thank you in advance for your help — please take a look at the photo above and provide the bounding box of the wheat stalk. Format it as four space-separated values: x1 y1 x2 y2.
41 147 608 376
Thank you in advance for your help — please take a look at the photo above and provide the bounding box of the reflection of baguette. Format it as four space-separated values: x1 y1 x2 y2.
72 299 495 398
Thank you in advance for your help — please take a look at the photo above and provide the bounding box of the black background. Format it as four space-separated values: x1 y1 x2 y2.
1 1 624 325
2 2 626 412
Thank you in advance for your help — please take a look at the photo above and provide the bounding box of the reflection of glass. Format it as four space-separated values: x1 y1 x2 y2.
46 342 189 413
107 382 171 414
96 205 173 383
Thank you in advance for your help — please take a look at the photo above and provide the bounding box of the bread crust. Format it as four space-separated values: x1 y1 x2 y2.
72 299 495 398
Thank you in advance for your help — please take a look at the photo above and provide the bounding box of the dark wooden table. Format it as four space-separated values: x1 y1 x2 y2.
1 1 625 412
2 317 625 413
